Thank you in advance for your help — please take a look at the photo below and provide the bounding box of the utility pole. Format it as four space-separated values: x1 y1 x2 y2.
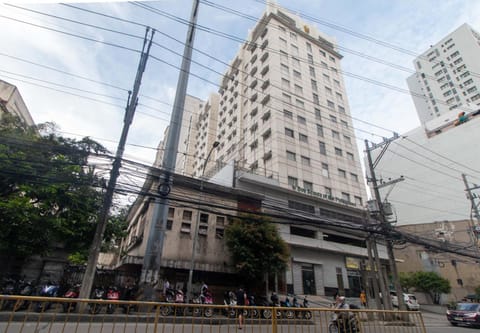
365 138 406 311
186 141 219 302
462 173 480 252
79 28 155 300
141 0 200 300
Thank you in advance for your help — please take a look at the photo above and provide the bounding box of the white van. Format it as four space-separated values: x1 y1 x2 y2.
390 291 420 311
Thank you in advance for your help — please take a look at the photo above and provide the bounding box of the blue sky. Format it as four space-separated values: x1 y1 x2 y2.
1 0 480 169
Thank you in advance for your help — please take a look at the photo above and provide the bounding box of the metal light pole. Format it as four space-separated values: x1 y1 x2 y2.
186 141 219 302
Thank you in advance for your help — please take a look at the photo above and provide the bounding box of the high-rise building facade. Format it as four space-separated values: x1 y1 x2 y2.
0 79 35 126
206 3 367 208
407 23 480 124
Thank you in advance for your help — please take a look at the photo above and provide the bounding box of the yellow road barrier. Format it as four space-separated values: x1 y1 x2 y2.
0 295 426 333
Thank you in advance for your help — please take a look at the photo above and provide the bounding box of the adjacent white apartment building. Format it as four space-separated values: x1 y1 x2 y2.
407 23 480 124
194 2 367 208
373 23 480 226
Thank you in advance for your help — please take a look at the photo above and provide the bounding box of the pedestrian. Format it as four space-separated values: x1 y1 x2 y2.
163 279 170 297
360 290 367 308
236 286 246 329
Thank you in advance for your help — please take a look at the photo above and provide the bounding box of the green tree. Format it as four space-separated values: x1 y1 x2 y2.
411 271 451 304
399 272 416 292
225 213 289 285
0 114 126 269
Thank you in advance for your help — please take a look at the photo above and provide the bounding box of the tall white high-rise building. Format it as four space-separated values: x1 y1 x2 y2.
194 3 367 208
407 23 480 124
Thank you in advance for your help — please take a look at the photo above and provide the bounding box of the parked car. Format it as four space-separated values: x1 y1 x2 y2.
390 291 420 311
446 302 480 327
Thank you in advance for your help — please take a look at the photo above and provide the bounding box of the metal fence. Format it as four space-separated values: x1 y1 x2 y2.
0 295 426 333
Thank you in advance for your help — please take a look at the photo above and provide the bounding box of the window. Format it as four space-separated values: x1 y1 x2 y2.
341 120 348 128
281 63 289 75
317 124 324 137
315 108 322 120
307 54 314 64
296 99 305 109
319 141 326 155
324 187 332 196
350 173 358 182
309 66 316 77
329 55 336 62
334 80 340 88
279 37 287 48
325 88 333 97
291 226 315 238
167 207 174 230
341 192 350 202
293 70 301 80
319 49 326 57
288 200 315 213
347 152 354 161
344 135 351 144
306 42 312 52
335 147 342 156
327 100 335 108
330 115 337 123
286 150 296 161
311 79 318 91
181 210 193 233
338 169 346 178
282 78 290 89
322 163 329 177
294 84 303 95
313 93 320 105
354 196 363 207
301 156 311 166
290 32 297 40
336 92 343 101
303 181 313 192
280 50 288 62
284 109 293 119
287 55 299 68
198 213 209 236
291 44 299 56
215 216 225 238
321 61 328 69
285 127 294 138
282 93 291 103
278 25 286 33
323 74 330 83
299 133 308 143
297 115 306 124
183 210 192 221
288 176 298 188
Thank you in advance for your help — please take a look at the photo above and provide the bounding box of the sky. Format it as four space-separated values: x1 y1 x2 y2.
1 0 480 176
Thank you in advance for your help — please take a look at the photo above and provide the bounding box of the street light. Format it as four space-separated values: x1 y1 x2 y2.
186 140 220 302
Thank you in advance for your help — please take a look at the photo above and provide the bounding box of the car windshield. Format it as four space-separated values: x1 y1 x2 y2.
456 303 480 311
407 295 417 301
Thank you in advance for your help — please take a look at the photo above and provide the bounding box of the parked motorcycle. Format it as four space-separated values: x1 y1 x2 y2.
62 284 80 313
192 290 214 317
106 286 120 314
88 286 105 314
279 296 295 319
161 288 187 316
120 284 138 314
35 281 61 312
13 280 35 312
293 296 312 320
223 290 237 318
1 277 18 311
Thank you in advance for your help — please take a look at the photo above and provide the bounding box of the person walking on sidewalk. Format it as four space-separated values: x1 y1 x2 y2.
360 290 367 308
236 286 246 329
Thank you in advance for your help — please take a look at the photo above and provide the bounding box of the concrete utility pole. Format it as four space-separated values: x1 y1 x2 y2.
365 138 405 311
79 28 155 300
462 173 480 252
186 141 219 302
141 0 200 300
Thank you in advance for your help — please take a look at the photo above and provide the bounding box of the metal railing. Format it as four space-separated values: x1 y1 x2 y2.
0 295 426 333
